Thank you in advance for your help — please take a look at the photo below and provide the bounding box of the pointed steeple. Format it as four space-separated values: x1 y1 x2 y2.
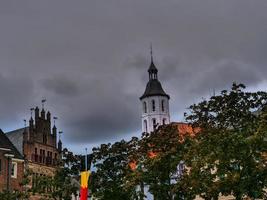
148 44 158 80
58 131 62 153
140 46 169 100
140 47 171 133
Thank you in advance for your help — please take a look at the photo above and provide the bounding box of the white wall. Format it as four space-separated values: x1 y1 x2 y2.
141 96 170 133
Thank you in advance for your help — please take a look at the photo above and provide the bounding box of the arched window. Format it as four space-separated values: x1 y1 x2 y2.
161 100 165 112
152 118 157 130
143 120 148 133
152 100 155 111
143 102 147 113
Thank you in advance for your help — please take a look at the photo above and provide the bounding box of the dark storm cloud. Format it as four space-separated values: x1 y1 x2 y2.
1 0 267 151
41 75 80 97
66 98 138 144
190 60 262 95
0 73 35 130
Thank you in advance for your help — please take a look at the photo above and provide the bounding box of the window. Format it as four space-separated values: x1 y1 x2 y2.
143 120 148 133
11 162 17 178
43 133 47 144
143 102 147 113
40 149 45 163
152 118 157 130
34 148 38 162
163 118 166 125
161 100 165 112
152 100 155 111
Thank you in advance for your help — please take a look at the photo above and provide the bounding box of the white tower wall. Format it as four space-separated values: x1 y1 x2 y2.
141 96 170 133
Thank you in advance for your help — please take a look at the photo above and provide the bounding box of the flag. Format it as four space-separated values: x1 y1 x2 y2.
80 171 90 200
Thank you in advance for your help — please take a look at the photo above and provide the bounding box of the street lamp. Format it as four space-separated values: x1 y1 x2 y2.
4 153 14 192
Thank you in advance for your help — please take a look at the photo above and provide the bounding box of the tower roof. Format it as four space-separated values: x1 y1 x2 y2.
140 48 170 100
140 79 170 100
0 129 24 159
140 60 170 100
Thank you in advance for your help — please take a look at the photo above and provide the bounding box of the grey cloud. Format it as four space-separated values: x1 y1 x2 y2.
0 73 34 130
189 60 262 95
41 76 80 97
0 0 267 151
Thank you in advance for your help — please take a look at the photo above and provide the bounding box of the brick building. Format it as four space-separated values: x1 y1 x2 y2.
0 129 24 192
6 106 62 191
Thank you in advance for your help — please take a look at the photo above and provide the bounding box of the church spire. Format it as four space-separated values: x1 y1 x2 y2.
140 47 171 133
150 43 153 63
148 44 158 80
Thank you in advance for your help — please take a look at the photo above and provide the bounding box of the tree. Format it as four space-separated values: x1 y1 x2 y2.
33 148 81 200
129 122 200 200
138 124 184 200
91 138 139 200
183 83 267 199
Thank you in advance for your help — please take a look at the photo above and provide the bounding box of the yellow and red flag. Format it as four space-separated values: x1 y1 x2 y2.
80 171 90 200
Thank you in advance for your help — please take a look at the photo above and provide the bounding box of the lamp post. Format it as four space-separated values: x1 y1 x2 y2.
4 153 14 192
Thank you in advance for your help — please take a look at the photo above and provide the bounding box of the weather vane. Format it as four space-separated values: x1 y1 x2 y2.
58 131 63 140
41 98 46 109
53 117 58 126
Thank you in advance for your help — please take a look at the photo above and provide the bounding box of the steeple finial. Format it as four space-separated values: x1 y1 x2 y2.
150 43 153 63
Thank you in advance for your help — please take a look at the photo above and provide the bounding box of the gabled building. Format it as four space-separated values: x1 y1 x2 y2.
6 106 62 190
0 129 24 192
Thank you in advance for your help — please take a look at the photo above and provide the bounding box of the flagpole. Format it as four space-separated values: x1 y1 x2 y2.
85 148 88 171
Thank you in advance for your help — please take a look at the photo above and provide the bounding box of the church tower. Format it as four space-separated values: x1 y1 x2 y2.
140 48 170 133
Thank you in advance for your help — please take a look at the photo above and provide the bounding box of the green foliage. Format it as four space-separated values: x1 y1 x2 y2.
90 83 267 200
0 190 24 200
183 83 267 199
138 124 187 200
91 138 139 200
33 148 81 200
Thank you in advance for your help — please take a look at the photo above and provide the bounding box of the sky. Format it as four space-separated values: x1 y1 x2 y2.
0 0 267 153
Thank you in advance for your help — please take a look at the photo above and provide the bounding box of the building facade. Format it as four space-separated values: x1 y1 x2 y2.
140 53 170 133
0 129 24 192
6 106 62 191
